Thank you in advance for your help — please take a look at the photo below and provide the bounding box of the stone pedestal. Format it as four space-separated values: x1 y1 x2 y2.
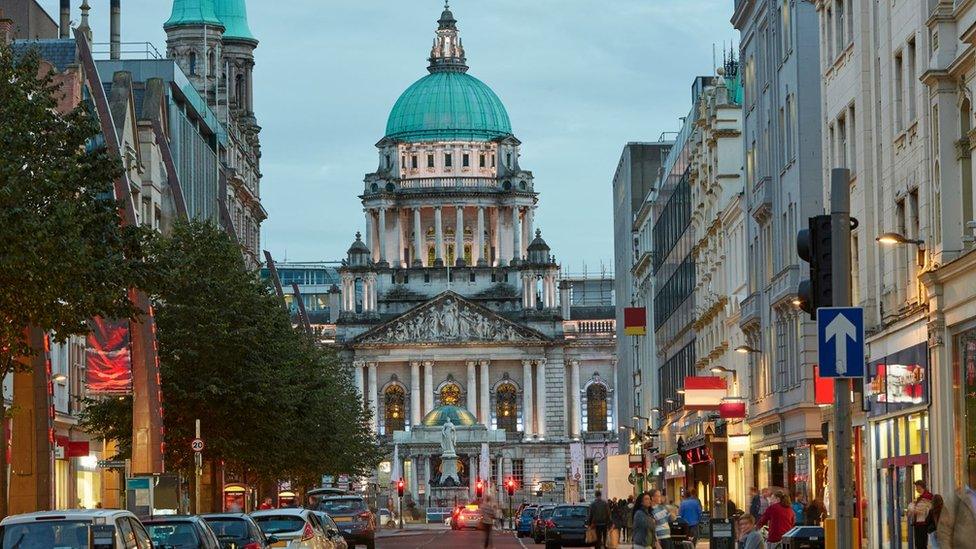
441 452 461 486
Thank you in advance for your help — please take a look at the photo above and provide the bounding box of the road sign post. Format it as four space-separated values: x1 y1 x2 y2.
829 168 855 547
194 419 202 514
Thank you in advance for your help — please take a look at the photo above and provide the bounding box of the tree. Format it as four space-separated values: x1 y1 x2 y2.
0 43 151 517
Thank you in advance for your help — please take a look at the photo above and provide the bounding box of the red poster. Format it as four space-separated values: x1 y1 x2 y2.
86 317 132 394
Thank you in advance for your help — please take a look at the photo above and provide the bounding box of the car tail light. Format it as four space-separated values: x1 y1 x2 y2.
545 519 556 529
242 543 261 549
301 523 315 541
359 511 372 521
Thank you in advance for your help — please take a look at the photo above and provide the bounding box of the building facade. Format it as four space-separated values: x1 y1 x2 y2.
732 0 826 502
334 5 618 508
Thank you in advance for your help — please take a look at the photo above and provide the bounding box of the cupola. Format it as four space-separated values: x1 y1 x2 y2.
527 229 552 264
346 232 371 268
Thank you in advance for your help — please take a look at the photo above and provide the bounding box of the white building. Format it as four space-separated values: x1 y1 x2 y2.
335 4 618 509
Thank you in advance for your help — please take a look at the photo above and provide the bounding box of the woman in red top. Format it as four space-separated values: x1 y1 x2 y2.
757 490 796 544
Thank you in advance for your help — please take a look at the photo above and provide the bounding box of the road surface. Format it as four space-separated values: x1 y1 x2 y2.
375 526 530 548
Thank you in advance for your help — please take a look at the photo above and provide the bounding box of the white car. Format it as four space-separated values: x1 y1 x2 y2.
251 508 336 549
0 509 153 549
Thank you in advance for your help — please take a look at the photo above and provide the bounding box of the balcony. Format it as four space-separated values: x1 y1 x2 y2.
769 264 799 307
399 177 499 190
739 292 760 328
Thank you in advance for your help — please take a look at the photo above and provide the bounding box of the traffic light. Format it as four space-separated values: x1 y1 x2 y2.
396 479 404 498
505 478 516 496
797 215 833 319
475 479 484 498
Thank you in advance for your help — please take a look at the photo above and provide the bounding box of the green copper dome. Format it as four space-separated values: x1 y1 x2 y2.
214 0 256 43
164 0 222 30
385 71 512 143
421 405 478 427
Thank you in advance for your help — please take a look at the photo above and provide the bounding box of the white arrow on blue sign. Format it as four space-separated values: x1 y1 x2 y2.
817 307 865 378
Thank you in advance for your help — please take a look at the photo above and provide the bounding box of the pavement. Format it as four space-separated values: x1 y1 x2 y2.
374 526 711 548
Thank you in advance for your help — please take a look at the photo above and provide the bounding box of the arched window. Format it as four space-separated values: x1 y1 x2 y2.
188 52 197 75
427 246 436 266
208 50 215 76
496 383 518 432
586 384 608 432
440 383 461 406
235 74 245 105
384 385 406 434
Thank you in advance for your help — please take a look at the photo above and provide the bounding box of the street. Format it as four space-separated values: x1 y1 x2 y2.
376 527 526 549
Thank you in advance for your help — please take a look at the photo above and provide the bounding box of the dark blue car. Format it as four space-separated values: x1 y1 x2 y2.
516 504 539 537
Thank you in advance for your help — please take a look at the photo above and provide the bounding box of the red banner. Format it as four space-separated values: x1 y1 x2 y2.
86 317 132 394
814 365 834 405
624 307 647 336
719 400 747 419
683 376 727 410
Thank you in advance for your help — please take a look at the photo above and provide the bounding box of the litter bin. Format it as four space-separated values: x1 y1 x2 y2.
781 526 825 549
708 518 735 549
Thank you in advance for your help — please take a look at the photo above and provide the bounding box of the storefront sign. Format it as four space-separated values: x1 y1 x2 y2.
684 446 712 466
664 454 686 480
684 376 727 410
866 343 928 417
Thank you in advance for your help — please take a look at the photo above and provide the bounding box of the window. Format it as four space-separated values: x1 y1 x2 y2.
506 153 512 166
411 155 418 169
463 153 470 167
480 154 486 168
129 518 153 549
894 51 904 132
586 384 608 432
838 113 847 168
385 154 392 169
427 154 435 168
584 458 596 493
117 518 137 548
445 153 453 168
907 37 917 123
835 0 845 55
781 0 792 55
384 385 406 433
849 104 857 172
511 459 524 490
189 51 197 75
440 383 461 406
427 246 436 266
496 382 518 432
785 93 795 161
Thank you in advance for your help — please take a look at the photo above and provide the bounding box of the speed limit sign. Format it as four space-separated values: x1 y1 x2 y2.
191 438 204 452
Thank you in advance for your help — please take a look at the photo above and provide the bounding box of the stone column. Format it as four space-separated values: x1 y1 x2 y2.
521 208 531 258
377 207 388 265
535 359 547 440
367 362 379 432
411 361 422 426
393 208 403 267
413 207 424 267
479 360 490 425
570 359 581 439
365 209 376 261
364 272 377 312
466 361 477 412
455 205 465 266
409 455 420 500
424 360 435 415
469 455 478 495
434 207 444 266
922 275 954 498
353 361 364 399
511 206 521 263
476 206 486 266
492 208 501 266
522 360 534 438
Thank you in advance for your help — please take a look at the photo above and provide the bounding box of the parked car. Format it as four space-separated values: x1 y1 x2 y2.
543 504 590 549
516 504 539 537
532 505 556 544
144 516 223 549
251 508 333 549
315 496 375 549
309 511 349 549
203 513 274 549
0 509 151 549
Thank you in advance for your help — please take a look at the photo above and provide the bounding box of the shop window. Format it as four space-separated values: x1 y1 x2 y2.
496 383 518 432
586 384 608 432
385 385 406 433
957 329 976 486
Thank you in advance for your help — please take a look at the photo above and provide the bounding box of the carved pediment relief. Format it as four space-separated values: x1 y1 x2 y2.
353 292 548 346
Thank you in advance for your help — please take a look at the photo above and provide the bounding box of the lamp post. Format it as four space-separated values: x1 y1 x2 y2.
876 232 926 266
733 344 761 354
709 366 738 397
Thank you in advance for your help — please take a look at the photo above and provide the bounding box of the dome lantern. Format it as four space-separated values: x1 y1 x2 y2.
527 229 552 264
428 1 467 74
346 232 371 267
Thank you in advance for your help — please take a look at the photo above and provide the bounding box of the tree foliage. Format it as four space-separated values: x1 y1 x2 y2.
82 222 381 483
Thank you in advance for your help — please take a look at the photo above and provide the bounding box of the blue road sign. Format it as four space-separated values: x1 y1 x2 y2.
817 307 865 378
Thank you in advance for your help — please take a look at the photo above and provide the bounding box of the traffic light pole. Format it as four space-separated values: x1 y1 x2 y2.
830 168 854 546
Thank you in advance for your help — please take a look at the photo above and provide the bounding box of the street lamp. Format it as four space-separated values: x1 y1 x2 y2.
876 232 925 266
710 366 739 397
734 344 761 354
52 373 67 383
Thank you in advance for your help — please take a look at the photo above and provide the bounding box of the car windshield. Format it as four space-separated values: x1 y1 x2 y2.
253 515 306 534
318 498 366 515
553 506 589 518
203 518 248 539
1 521 89 549
539 507 555 518
146 522 201 548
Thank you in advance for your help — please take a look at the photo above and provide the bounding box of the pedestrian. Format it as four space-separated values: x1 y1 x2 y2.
625 494 635 542
748 487 763 519
791 492 807 526
678 488 703 544
909 480 935 549
806 497 827 526
926 494 944 549
937 485 976 548
611 497 627 544
587 489 611 549
479 493 497 548
756 490 795 547
632 492 661 549
650 489 672 549
736 514 764 549
259 497 273 510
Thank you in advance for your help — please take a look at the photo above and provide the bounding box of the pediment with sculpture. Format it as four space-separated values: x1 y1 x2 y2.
352 292 549 346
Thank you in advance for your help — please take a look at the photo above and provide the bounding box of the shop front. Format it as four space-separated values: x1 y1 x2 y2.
664 453 687 503
954 327 976 490
865 342 929 549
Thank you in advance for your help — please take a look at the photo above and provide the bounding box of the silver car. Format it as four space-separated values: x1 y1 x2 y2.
0 509 152 549
251 509 335 549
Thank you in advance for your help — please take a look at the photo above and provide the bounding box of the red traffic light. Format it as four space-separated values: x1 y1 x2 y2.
475 479 484 497
505 478 516 496
396 479 405 497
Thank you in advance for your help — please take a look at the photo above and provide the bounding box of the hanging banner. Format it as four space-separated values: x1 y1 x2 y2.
623 308 647 336
719 400 747 419
86 317 132 394
569 441 585 480
683 376 727 410
392 444 401 481
480 442 490 482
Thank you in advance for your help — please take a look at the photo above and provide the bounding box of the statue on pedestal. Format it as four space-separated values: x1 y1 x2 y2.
439 419 460 486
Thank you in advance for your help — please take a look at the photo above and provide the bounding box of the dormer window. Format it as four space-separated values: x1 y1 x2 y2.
445 153 453 168
463 153 470 167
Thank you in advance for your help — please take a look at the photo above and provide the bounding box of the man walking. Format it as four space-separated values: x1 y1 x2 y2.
679 488 704 544
587 489 611 549
651 489 672 549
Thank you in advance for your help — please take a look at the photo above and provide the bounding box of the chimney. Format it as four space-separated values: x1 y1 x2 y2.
59 0 70 39
0 9 12 46
110 0 120 60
